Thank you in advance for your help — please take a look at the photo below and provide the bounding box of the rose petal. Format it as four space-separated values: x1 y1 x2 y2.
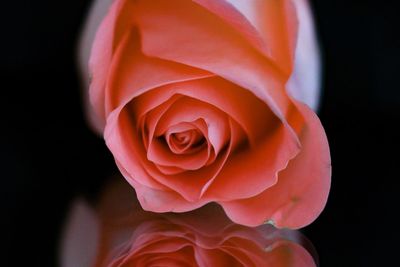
139 95 183 151
132 0 295 126
195 0 298 75
155 121 213 175
142 97 217 172
220 101 331 228
106 107 232 202
203 110 300 200
148 125 210 172
105 29 214 115
88 0 134 128
287 0 322 110
199 118 245 197
105 108 169 191
154 96 229 156
165 123 206 155
144 147 232 202
130 177 208 213
130 77 277 146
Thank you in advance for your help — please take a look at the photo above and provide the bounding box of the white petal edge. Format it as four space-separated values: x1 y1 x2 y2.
78 0 115 133
78 0 114 89
286 0 322 111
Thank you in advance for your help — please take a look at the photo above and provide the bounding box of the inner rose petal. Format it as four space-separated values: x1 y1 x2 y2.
106 107 231 202
154 96 230 158
111 77 299 202
142 94 226 173
131 95 209 175
125 76 302 201
152 120 214 176
129 77 275 147
144 134 234 202
146 119 211 172
137 94 183 151
165 123 206 155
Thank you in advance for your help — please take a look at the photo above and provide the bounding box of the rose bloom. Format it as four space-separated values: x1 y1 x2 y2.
60 181 318 267
79 0 331 228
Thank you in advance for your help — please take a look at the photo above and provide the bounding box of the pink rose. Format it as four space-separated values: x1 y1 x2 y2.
79 0 331 228
60 181 318 267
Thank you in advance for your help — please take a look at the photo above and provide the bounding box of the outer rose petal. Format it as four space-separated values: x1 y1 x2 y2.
112 149 209 212
202 115 300 201
287 0 322 110
220 101 331 228
195 0 298 75
193 0 322 110
78 0 114 133
127 177 209 213
132 0 293 122
105 30 213 115
85 0 134 132
80 0 322 116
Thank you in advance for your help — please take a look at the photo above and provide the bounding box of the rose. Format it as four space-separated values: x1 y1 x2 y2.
79 0 331 228
60 181 317 267
80 0 331 228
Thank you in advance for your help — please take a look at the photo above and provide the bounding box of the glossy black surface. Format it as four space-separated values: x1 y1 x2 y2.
1 1 399 266
59 181 318 267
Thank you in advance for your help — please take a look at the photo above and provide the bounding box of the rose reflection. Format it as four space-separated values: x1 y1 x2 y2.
61 180 318 267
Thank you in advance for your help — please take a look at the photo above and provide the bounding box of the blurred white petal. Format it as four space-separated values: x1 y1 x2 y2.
78 0 114 133
287 0 322 111
78 0 113 88
59 199 100 267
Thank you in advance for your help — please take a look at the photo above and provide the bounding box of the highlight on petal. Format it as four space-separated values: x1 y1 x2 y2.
220 101 331 228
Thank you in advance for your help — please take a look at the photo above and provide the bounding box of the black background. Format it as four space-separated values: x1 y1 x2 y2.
1 1 399 266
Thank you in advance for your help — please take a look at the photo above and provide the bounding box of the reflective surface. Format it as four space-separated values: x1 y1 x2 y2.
61 179 318 267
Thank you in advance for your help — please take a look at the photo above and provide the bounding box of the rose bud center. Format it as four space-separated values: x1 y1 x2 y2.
166 127 206 155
